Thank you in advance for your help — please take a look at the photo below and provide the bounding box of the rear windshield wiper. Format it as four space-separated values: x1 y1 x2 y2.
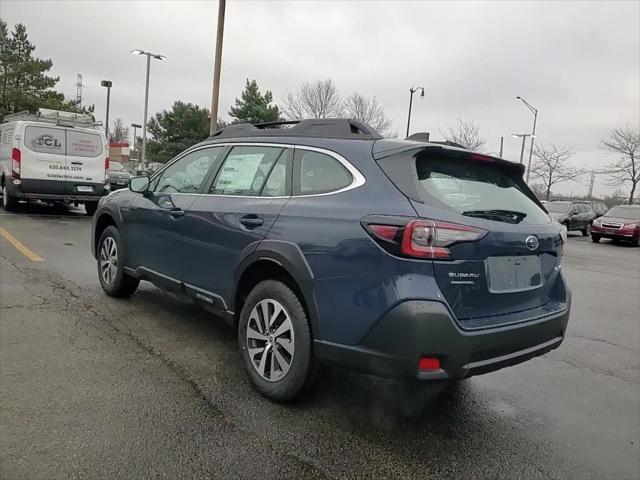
462 209 527 224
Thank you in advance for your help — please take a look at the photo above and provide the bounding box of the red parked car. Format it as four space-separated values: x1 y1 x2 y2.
591 205 640 246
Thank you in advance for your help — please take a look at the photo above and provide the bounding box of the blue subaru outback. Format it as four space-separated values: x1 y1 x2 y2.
92 119 570 402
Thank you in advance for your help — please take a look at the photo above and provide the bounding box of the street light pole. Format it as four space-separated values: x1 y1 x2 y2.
516 96 538 183
210 0 226 135
131 49 166 171
142 54 151 170
131 123 142 162
100 80 112 141
406 86 424 138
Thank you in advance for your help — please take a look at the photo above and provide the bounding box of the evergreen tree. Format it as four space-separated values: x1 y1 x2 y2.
228 79 280 124
146 101 211 162
0 21 88 120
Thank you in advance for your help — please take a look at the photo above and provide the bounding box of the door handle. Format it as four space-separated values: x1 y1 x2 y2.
71 161 83 165
240 215 264 228
169 208 185 218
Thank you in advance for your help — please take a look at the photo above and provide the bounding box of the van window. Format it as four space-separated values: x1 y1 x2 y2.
24 126 66 155
1 126 15 146
67 130 103 157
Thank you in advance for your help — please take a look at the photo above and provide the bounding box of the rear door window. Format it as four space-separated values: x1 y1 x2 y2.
66 130 103 157
293 150 352 195
24 126 66 155
412 151 549 224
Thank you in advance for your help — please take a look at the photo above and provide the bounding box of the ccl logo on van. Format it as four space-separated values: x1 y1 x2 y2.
31 134 62 149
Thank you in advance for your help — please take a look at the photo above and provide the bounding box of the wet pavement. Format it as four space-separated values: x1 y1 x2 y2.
1 203 638 479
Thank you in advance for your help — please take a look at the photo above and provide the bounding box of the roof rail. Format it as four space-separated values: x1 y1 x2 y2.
209 118 383 140
3 109 101 129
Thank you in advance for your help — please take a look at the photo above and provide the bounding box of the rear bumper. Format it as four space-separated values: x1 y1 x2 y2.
7 179 108 202
314 298 570 380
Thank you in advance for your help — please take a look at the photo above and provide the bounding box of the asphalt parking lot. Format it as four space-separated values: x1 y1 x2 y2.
1 203 639 480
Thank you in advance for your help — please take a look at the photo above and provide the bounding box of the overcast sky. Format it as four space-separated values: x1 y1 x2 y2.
3 0 639 196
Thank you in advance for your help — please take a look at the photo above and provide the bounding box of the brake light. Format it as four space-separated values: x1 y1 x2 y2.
11 148 21 178
104 157 109 182
469 153 495 163
401 219 486 259
364 218 487 260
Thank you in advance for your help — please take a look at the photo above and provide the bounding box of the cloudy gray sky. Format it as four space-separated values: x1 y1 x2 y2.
3 0 639 196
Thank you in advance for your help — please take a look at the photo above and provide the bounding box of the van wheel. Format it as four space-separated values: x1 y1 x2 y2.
97 226 139 297
2 184 17 212
85 201 98 216
238 280 317 402
582 224 591 237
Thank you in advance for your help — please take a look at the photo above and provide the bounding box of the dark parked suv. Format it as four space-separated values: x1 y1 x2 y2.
546 200 597 236
92 119 571 402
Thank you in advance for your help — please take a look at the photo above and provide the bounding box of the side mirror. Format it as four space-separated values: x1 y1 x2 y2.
129 175 150 193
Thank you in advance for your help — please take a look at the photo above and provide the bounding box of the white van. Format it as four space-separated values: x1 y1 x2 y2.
0 109 109 215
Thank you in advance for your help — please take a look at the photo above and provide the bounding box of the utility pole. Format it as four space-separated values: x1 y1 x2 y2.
76 74 83 107
405 86 425 138
499 136 504 158
100 80 112 141
587 171 596 199
209 0 226 136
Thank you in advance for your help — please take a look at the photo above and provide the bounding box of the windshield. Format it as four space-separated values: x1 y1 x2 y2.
546 202 571 213
605 206 640 220
413 153 549 225
110 162 125 171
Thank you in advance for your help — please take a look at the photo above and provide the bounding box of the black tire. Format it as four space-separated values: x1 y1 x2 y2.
631 237 639 248
2 184 18 212
97 225 139 297
591 234 601 243
85 201 98 216
238 279 317 402
581 224 591 237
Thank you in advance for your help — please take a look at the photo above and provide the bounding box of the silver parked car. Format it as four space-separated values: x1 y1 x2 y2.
108 161 131 189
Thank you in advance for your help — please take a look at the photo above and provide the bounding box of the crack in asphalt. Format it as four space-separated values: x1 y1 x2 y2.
0 257 331 479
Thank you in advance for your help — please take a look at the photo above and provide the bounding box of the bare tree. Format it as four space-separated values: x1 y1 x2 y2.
530 143 583 200
282 79 343 119
601 125 639 205
439 117 486 151
343 92 393 136
108 118 129 144
529 183 548 200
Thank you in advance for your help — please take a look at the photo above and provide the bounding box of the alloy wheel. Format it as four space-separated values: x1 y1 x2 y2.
246 299 295 382
586 224 592 236
100 236 118 285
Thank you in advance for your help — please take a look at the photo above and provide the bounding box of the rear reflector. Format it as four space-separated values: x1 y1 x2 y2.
11 148 21 179
419 357 441 371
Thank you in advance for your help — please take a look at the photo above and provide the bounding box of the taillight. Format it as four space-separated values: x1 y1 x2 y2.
104 157 109 182
364 218 487 260
11 148 21 179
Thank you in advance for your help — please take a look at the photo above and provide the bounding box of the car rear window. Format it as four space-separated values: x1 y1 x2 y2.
378 148 549 225
546 203 571 213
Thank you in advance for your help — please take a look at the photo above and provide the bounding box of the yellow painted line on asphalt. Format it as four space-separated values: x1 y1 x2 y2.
0 227 44 262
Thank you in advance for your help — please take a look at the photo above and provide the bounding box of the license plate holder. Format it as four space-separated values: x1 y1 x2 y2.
605 229 615 235
77 185 94 193
486 255 543 293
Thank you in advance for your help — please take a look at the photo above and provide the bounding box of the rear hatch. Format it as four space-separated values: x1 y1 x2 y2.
20 123 106 195
374 144 566 326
